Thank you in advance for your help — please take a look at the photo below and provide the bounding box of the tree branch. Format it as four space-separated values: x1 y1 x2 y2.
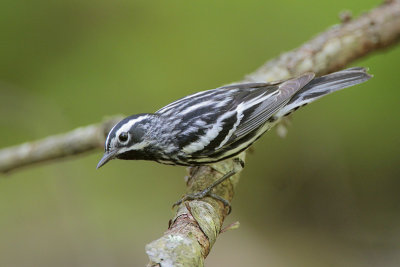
246 0 400 82
0 116 123 173
0 1 399 266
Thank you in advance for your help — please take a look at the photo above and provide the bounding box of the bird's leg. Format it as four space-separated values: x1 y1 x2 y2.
173 158 244 214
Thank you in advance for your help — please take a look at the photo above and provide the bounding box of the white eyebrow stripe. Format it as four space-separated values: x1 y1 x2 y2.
115 115 149 138
105 123 118 149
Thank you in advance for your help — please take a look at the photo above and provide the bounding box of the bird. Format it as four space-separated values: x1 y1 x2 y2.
97 67 371 207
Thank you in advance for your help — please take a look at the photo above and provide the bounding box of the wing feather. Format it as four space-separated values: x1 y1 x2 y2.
228 73 315 142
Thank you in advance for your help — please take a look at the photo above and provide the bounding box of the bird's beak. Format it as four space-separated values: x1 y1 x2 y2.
97 150 117 169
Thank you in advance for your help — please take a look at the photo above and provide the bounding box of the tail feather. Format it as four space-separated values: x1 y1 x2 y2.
275 67 372 117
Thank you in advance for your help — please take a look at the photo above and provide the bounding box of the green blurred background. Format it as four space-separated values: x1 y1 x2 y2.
1 0 399 266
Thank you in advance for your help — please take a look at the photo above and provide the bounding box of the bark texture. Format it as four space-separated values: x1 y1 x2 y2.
0 116 123 173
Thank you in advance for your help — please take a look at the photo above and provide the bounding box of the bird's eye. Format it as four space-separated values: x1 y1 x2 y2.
118 132 129 142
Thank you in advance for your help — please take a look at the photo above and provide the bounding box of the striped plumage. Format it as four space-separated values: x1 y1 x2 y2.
97 67 371 168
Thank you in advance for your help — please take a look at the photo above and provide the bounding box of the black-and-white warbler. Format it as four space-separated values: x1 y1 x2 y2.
97 67 371 206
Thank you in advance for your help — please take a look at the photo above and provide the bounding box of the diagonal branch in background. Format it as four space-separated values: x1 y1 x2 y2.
0 116 123 173
245 0 400 82
0 0 398 266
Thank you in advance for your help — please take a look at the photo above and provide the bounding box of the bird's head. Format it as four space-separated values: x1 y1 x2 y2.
97 114 155 168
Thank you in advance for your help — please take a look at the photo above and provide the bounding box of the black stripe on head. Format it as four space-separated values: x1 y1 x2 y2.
105 113 151 152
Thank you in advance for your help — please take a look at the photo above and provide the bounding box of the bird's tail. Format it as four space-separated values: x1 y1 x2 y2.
275 67 372 117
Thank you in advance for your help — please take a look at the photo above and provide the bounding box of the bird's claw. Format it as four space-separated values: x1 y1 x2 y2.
172 158 243 213
172 189 232 214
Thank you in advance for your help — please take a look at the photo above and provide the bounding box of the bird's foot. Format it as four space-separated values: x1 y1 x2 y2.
173 188 232 214
172 158 245 214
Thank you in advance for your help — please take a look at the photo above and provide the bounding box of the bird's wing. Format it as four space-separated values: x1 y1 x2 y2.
170 74 314 159
222 73 315 146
